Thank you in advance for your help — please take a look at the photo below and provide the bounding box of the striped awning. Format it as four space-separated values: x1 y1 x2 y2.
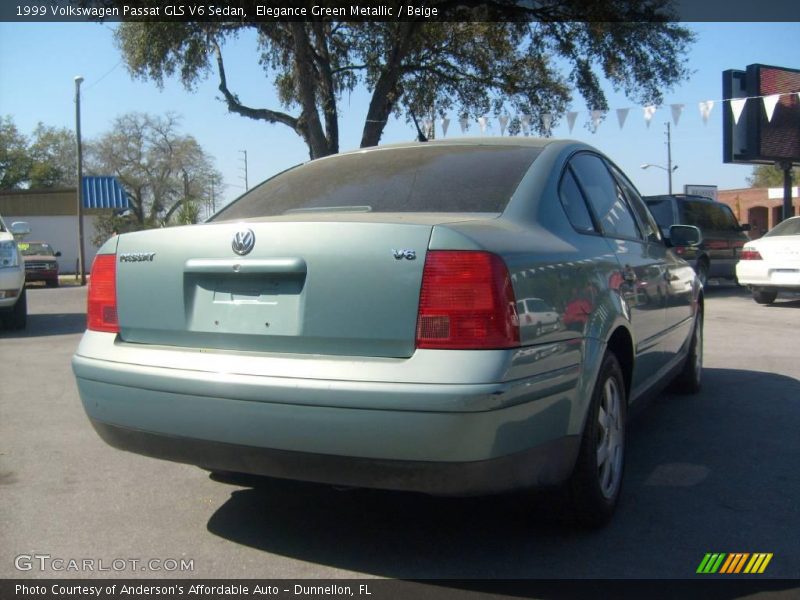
82 176 129 209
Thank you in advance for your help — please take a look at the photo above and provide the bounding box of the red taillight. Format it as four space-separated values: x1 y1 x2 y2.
740 248 763 260
87 254 119 333
416 251 520 350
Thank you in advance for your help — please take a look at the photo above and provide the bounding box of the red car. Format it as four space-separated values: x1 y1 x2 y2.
20 241 61 287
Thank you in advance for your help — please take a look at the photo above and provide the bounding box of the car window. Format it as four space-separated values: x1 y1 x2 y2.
609 165 662 243
764 217 800 237
716 205 742 232
558 168 597 233
19 242 54 256
681 200 716 230
526 299 551 312
212 145 542 220
571 153 642 240
645 198 675 229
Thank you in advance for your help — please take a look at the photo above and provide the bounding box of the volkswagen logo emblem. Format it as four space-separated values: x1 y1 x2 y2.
232 228 255 256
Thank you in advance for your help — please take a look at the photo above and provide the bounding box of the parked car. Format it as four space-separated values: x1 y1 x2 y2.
19 241 61 287
516 297 560 336
0 214 30 329
643 194 750 286
72 139 704 527
736 215 800 304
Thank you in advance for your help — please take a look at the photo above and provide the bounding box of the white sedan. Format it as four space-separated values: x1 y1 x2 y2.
736 216 800 304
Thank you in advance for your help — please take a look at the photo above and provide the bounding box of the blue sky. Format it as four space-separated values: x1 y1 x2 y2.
1 21 798 209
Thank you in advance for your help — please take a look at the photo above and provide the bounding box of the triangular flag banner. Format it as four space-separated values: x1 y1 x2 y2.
423 119 433 138
478 116 488 133
670 104 684 126
699 100 714 125
730 98 747 125
520 115 531 136
616 108 629 130
566 112 577 133
542 113 553 134
459 117 469 133
440 117 450 137
643 105 657 127
498 115 509 136
762 94 781 122
591 110 603 131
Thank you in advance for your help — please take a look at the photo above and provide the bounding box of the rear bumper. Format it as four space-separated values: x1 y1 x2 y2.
736 262 800 289
90 419 579 496
73 345 582 495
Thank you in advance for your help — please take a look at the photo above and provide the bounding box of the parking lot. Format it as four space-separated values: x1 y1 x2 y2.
1 283 799 580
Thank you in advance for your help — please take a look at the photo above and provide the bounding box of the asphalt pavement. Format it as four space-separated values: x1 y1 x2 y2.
1 283 799 581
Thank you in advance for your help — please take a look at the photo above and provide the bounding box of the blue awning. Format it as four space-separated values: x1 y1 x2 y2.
82 176 129 209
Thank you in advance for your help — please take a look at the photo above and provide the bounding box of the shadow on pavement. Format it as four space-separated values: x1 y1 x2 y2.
206 368 800 581
0 312 86 338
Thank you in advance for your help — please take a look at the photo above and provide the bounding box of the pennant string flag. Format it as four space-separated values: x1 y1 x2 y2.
591 109 604 131
498 115 509 136
616 108 629 130
762 94 781 122
566 111 578 133
542 113 553 134
520 115 531 136
699 100 714 125
478 116 488 133
440 117 450 137
730 98 747 125
459 117 469 134
670 104 684 126
643 105 657 128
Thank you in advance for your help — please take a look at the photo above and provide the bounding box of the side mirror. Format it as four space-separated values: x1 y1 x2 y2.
739 223 751 232
10 221 31 237
669 224 702 247
55 251 62 257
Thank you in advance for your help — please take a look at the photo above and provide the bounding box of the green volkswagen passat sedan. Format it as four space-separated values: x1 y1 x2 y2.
73 138 703 526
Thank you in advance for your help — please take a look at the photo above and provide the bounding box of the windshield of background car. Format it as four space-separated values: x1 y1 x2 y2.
19 242 54 256
212 145 542 220
645 198 674 228
764 218 800 237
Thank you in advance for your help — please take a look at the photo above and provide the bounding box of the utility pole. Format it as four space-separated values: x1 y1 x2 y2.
665 122 673 195
239 150 249 191
779 160 794 222
74 76 86 286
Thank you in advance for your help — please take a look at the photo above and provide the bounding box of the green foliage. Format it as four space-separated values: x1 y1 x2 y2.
0 117 76 189
108 2 695 159
747 164 799 188
87 112 223 232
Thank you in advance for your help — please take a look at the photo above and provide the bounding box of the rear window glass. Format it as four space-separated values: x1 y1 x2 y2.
213 145 541 220
765 217 800 237
644 198 675 228
681 200 740 231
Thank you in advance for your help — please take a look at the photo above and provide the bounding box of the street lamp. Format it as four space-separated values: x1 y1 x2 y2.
641 163 679 195
74 75 86 286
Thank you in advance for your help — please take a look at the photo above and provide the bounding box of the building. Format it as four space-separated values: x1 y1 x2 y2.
0 177 129 274
718 187 799 239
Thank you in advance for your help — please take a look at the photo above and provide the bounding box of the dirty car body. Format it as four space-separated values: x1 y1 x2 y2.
73 139 703 525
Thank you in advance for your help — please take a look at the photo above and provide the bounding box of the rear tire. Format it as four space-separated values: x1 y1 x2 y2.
566 352 626 528
7 288 27 330
752 289 777 304
672 308 703 394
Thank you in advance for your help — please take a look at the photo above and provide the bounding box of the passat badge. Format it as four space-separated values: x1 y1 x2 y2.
232 229 255 256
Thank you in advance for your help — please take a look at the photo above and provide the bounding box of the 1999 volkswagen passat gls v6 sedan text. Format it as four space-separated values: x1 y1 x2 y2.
73 139 704 526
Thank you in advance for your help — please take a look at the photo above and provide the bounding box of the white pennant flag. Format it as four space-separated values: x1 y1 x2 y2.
498 115 509 136
590 110 604 131
762 94 781 122
478 116 488 134
566 111 578 133
440 117 450 137
520 115 531 136
423 119 433 138
699 100 714 125
542 113 553 134
616 108 630 130
459 117 469 134
730 98 747 125
643 105 657 127
670 104 684 126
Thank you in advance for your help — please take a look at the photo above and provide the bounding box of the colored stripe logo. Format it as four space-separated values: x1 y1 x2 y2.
697 553 773 574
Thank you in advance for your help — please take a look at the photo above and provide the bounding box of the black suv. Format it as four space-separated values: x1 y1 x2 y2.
644 194 750 286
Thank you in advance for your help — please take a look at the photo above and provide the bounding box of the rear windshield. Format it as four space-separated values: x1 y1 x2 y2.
212 145 541 220
765 217 800 237
644 198 675 228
